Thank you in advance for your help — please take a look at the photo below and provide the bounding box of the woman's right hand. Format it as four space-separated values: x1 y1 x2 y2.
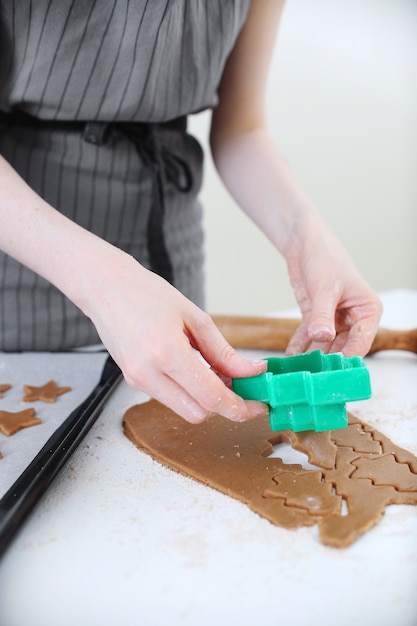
0 157 267 424
81 248 268 424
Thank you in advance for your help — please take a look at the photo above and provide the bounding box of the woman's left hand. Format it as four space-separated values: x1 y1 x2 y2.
284 210 382 357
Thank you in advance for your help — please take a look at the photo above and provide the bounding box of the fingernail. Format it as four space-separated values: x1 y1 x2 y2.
251 401 269 419
285 347 298 356
227 403 246 422
309 325 335 341
235 401 268 422
250 359 267 369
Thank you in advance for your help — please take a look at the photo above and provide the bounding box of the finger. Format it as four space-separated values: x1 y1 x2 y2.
127 363 261 425
308 318 336 344
307 339 333 354
210 367 232 389
168 347 267 422
286 323 311 355
340 318 379 357
210 367 270 420
245 400 269 421
327 330 350 354
142 372 215 424
119 347 213 424
123 362 212 424
187 313 267 378
307 286 339 344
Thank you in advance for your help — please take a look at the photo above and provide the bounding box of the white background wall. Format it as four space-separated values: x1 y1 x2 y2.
189 0 417 315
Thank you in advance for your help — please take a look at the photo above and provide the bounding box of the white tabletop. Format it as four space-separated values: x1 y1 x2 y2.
0 289 416 626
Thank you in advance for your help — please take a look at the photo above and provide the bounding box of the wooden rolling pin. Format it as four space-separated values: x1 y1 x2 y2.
211 315 417 355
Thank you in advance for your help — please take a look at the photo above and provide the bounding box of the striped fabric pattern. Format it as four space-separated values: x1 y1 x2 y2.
0 1 250 351
0 0 250 122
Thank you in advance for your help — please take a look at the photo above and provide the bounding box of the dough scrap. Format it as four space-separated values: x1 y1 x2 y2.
0 384 11 398
123 400 417 548
0 408 41 436
22 380 71 403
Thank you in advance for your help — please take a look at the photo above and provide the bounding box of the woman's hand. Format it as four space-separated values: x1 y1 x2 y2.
209 0 381 359
210 122 381 357
83 250 268 424
285 210 382 357
0 156 267 424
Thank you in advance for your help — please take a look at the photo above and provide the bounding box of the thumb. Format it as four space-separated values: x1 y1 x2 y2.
207 340 267 380
189 314 267 379
212 351 268 382
307 291 337 344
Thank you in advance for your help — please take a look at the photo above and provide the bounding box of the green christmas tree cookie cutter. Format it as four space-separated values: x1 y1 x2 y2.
232 350 372 432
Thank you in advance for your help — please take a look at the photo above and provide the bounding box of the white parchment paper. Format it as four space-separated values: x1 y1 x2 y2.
0 351 108 498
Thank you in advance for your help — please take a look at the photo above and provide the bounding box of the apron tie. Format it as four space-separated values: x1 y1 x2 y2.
0 109 191 285
117 120 192 285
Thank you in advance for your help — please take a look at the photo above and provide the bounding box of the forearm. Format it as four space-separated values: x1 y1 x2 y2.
210 126 381 355
210 126 323 260
0 154 126 316
208 0 381 356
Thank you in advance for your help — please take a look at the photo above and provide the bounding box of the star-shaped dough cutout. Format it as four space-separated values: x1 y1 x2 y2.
22 380 71 403
0 384 11 398
0 408 41 436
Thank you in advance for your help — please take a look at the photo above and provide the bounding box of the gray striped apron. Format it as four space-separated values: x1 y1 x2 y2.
0 0 250 350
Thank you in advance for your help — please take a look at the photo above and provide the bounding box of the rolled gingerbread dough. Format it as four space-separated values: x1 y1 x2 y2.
123 400 417 548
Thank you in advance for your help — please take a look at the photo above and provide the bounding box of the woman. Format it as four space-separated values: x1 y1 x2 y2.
0 0 381 423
